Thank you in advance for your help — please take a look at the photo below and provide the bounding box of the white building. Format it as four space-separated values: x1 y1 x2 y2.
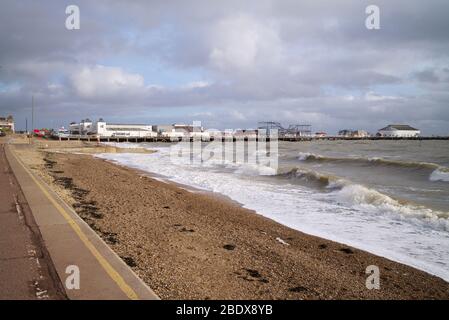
0 115 15 133
377 124 420 138
69 119 156 138
153 123 205 139
153 124 184 139
69 119 93 135
91 121 156 138
205 128 223 139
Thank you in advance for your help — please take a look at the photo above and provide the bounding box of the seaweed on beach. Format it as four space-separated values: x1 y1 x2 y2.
339 248 354 254
289 286 307 293
245 269 262 278
43 156 115 244
238 268 269 284
101 231 119 245
223 244 236 251
120 256 137 268
43 157 57 169
73 201 103 220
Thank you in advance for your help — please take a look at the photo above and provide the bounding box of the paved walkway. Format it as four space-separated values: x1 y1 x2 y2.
1 138 158 300
0 138 65 299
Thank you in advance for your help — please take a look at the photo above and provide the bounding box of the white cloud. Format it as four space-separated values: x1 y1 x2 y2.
209 14 282 71
70 65 145 98
230 109 247 121
364 91 403 102
182 81 211 89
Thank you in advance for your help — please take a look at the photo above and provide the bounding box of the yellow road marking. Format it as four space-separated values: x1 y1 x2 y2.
9 147 139 300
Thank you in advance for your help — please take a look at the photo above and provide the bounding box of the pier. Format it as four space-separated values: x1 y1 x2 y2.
50 135 449 143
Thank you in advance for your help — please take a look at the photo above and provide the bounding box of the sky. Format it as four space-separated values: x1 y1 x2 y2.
1 0 449 135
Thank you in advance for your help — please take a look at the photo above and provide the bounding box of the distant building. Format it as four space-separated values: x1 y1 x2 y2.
54 127 70 138
338 129 369 138
69 118 93 135
233 129 258 139
338 129 352 137
69 119 156 138
153 123 204 139
377 124 420 138
153 124 174 135
0 115 15 133
352 130 369 138
205 128 223 139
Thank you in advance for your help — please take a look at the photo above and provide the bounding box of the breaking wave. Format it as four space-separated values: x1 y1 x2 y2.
430 169 449 182
298 152 449 182
332 183 449 228
279 167 337 187
275 166 449 229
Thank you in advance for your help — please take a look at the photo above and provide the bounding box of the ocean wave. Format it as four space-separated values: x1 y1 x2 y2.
298 152 449 182
332 183 449 231
282 167 337 187
277 166 449 228
430 169 449 182
234 163 277 176
298 152 440 169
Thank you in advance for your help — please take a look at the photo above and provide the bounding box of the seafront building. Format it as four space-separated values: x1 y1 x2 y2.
153 123 204 139
68 119 156 138
66 119 209 139
377 124 420 138
58 119 426 140
69 118 93 135
0 115 15 133
63 119 268 140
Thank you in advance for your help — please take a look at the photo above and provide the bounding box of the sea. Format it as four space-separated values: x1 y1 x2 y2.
97 140 449 281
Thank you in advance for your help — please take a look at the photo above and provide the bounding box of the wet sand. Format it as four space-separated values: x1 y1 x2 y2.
13 142 449 299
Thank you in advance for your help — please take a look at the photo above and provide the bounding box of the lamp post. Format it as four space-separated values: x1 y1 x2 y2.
30 95 34 144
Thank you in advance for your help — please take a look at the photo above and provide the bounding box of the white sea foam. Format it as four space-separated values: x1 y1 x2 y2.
101 142 145 149
430 169 449 182
332 183 449 229
298 152 319 161
234 163 277 176
96 145 449 282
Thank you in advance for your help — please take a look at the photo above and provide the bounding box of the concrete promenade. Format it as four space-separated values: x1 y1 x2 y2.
0 138 65 299
0 137 158 300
